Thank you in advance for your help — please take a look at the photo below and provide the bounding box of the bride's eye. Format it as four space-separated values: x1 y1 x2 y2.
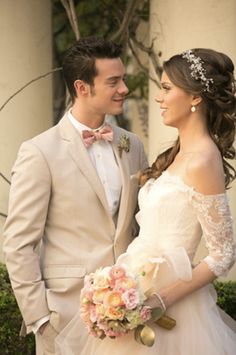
162 86 171 92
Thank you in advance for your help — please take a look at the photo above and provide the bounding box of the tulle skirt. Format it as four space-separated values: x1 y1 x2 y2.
55 247 236 355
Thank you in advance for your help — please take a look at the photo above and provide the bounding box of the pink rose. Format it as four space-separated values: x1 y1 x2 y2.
109 266 126 279
140 306 152 322
122 288 139 310
114 277 137 293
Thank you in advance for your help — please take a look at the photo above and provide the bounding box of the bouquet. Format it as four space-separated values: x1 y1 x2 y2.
80 265 153 341
80 264 176 346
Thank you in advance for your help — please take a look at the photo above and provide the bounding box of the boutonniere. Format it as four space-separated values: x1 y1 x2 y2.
118 134 130 158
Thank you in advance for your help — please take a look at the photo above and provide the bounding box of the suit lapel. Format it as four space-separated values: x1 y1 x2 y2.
58 115 110 213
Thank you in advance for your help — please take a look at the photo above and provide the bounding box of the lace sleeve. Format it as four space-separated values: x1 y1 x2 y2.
190 192 236 277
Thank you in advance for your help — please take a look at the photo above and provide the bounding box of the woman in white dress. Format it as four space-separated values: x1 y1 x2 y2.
56 48 236 355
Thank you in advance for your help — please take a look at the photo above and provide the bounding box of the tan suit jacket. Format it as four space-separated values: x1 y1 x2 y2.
3 114 148 337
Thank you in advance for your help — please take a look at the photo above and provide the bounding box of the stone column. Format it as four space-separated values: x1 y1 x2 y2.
0 0 52 260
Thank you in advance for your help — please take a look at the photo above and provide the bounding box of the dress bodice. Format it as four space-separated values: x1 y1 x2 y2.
125 171 235 277
136 171 202 262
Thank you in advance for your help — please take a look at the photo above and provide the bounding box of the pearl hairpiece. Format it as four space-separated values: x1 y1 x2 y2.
181 49 214 92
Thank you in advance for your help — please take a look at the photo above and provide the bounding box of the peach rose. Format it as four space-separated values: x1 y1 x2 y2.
93 273 110 290
93 288 109 304
104 291 124 308
105 306 125 320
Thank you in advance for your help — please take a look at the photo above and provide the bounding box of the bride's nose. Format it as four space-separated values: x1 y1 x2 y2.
155 92 163 103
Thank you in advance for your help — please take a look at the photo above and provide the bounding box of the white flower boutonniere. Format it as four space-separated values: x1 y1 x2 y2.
118 134 130 158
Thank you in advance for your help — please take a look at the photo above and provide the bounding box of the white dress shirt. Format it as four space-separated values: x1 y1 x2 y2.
68 110 122 216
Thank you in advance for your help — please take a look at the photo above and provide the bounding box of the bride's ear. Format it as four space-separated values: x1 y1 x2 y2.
191 95 202 106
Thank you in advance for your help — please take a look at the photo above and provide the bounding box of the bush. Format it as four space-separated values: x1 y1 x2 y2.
214 280 236 320
0 263 35 354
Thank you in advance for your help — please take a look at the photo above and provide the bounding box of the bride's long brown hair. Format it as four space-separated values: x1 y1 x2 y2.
141 48 236 188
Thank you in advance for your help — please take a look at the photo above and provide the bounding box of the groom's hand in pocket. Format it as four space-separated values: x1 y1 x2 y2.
39 320 50 335
39 319 58 354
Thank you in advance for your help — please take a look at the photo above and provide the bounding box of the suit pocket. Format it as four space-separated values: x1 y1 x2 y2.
43 265 86 279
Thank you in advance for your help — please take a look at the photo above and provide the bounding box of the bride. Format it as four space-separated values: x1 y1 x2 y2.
56 48 236 355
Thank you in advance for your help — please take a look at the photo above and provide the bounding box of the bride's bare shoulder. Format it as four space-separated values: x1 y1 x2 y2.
185 144 225 194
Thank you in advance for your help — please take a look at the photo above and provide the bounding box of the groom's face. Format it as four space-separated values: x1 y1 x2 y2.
87 58 129 116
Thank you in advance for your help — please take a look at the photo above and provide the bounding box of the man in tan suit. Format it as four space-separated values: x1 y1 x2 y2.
3 37 148 354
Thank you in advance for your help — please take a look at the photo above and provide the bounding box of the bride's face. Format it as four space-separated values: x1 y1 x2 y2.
155 71 194 128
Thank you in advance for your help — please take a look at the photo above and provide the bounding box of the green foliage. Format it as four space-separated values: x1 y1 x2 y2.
0 263 35 355
214 280 236 320
53 0 128 52
126 72 149 99
53 0 150 50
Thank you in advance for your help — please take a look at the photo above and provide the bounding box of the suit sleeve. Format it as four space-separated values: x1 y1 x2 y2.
3 141 51 326
132 134 148 171
139 140 149 171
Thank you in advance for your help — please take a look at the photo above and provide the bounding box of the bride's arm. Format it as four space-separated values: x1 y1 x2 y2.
158 154 236 308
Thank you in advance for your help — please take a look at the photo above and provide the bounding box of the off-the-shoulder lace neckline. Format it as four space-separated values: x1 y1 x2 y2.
162 170 226 198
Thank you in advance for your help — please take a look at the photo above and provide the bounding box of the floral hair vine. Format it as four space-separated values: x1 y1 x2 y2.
181 49 214 92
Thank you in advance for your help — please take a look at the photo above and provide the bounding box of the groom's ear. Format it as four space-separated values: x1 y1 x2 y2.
74 80 89 96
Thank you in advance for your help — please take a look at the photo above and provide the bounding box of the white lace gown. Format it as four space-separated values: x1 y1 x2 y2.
55 171 236 355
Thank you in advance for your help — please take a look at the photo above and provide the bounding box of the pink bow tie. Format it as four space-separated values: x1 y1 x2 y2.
82 124 114 148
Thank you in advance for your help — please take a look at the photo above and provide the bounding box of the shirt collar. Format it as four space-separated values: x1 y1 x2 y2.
67 109 105 134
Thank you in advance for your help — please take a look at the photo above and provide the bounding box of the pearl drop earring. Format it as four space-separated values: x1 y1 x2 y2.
191 106 196 113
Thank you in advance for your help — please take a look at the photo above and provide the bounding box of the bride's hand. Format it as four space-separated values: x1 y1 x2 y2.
144 293 166 313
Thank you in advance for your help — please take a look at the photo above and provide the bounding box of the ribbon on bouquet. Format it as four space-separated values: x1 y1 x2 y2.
116 246 192 347
134 310 176 347
134 288 176 347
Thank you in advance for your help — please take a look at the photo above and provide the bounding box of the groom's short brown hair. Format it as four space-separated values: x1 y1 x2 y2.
62 36 123 103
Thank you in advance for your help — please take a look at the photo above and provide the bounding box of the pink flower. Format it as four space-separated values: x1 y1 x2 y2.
140 306 152 322
80 264 150 340
93 274 110 290
114 276 137 292
89 304 99 323
80 304 92 324
105 329 123 338
80 289 93 304
109 266 126 287
122 288 139 310
84 274 93 286
93 288 109 304
105 306 125 320
95 304 106 319
109 266 126 280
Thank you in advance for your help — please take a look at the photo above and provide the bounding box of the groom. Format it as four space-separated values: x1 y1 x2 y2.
3 36 148 354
